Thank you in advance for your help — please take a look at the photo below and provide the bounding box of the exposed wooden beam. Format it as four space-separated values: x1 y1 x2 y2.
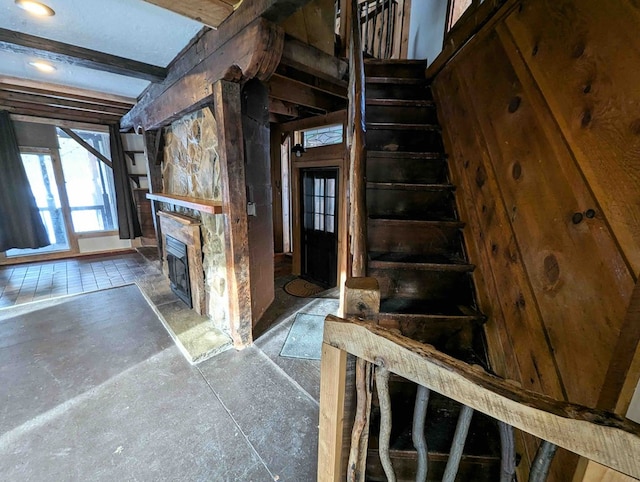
59 127 113 168
281 35 349 83
279 109 347 132
0 82 134 110
0 75 136 105
122 18 284 131
276 64 348 98
0 101 121 125
0 90 129 116
269 98 299 117
142 0 238 28
0 28 167 82
268 74 345 112
126 0 313 124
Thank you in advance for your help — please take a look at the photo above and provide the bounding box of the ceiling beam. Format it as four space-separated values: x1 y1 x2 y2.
0 90 130 116
267 74 345 112
142 0 238 28
0 75 136 105
0 82 134 110
0 101 122 125
0 28 167 82
269 98 299 117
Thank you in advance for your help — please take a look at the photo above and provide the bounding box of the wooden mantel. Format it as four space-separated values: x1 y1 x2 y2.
146 193 223 214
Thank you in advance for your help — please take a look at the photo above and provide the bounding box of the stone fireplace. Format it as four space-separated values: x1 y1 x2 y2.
158 211 205 314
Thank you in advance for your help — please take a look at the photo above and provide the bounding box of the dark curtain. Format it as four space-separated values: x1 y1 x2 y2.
109 124 142 239
0 111 50 252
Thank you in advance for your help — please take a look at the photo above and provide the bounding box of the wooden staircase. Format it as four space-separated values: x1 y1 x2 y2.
362 58 501 480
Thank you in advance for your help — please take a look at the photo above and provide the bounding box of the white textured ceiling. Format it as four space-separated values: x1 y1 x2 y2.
0 0 204 98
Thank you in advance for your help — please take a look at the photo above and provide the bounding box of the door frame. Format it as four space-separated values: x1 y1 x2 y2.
291 143 347 291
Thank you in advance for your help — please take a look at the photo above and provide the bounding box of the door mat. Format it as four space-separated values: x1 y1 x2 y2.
283 278 324 298
280 312 325 360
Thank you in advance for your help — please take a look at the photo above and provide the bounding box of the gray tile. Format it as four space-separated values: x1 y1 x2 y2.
198 347 319 481
0 348 273 482
0 285 172 434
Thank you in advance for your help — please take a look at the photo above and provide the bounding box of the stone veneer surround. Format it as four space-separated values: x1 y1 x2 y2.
160 108 229 333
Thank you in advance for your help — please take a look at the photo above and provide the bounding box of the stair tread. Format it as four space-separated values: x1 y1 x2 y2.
367 150 446 160
369 251 470 265
374 311 486 323
366 98 435 107
364 59 427 65
367 122 441 130
366 76 426 84
366 182 454 191
379 298 477 316
368 214 461 223
368 217 464 228
369 259 475 272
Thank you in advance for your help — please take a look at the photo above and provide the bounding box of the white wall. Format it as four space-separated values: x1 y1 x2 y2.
407 0 448 65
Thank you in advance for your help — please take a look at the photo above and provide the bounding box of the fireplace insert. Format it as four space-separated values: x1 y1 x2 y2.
166 235 193 308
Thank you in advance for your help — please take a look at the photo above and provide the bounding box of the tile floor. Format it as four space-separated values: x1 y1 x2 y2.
0 253 160 308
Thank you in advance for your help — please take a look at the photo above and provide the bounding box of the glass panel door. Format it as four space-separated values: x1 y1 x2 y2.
6 153 71 257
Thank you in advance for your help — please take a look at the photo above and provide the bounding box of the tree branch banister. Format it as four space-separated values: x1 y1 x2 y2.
322 314 640 479
347 0 367 277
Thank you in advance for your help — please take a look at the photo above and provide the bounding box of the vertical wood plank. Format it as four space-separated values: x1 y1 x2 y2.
213 81 253 347
318 342 349 482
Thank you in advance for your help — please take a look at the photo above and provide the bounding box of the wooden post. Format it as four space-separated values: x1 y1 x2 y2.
213 81 253 348
318 342 349 482
318 277 380 482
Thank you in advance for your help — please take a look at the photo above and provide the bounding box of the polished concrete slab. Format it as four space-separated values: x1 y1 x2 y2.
0 283 322 481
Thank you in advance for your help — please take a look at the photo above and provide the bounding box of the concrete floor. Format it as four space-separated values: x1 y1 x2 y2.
0 256 340 481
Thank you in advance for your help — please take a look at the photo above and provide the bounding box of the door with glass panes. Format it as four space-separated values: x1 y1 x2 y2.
301 168 338 287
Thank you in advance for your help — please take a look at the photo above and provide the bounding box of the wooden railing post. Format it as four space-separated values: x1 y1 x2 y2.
345 277 380 482
318 342 349 482
319 277 380 482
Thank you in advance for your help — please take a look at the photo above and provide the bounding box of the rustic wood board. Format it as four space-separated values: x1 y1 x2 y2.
505 0 640 276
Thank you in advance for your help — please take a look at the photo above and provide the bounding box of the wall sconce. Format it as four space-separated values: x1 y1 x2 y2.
292 143 305 158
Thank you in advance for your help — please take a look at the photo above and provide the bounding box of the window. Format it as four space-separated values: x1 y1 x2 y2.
302 124 344 149
57 128 118 233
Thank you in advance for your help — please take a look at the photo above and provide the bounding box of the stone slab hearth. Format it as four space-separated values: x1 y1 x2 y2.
135 272 231 364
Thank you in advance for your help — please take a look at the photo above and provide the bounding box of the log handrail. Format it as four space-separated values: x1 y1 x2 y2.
347 0 368 277
322 314 640 479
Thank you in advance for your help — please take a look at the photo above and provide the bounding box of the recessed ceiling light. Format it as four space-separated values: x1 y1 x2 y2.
15 0 56 17
29 61 56 73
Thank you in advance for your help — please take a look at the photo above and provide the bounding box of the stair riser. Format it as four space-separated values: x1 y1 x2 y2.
366 456 500 482
369 268 474 305
366 83 433 100
377 317 477 351
367 104 438 125
364 62 426 78
367 157 447 184
366 129 444 152
367 189 455 220
367 222 463 256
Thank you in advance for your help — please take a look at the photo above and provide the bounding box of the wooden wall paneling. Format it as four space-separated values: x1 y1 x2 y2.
213 81 253 347
504 0 640 276
456 30 633 408
434 64 567 482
